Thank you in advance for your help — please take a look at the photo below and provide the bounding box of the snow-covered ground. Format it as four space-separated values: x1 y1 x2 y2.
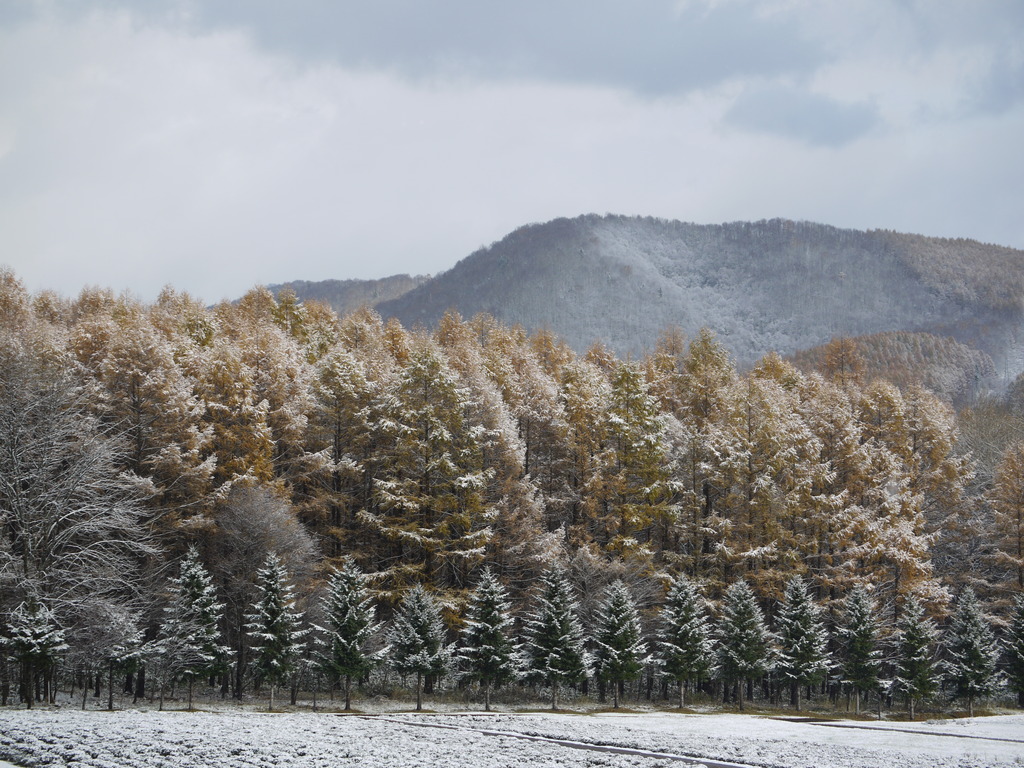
0 708 1022 768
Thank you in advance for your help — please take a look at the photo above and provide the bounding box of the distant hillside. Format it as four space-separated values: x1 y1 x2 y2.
269 274 428 318
374 215 1024 380
791 332 996 405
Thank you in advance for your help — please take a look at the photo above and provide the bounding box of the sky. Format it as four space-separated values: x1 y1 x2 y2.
1 0 1022 304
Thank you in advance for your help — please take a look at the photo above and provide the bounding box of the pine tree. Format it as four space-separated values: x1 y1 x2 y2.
5 600 67 709
658 574 716 708
890 596 938 720
717 580 771 710
317 558 379 711
943 588 999 717
246 553 306 711
523 567 590 710
774 577 830 710
593 580 648 708
458 568 519 711
388 584 451 711
1005 594 1024 708
838 586 883 714
153 548 231 710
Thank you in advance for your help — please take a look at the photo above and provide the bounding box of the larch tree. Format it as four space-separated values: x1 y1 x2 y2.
890 596 939 720
596 364 670 561
388 584 451 711
988 443 1024 594
246 553 306 711
592 579 648 708
943 587 999 717
774 577 830 710
370 345 493 601
458 567 519 711
838 585 883 715
523 567 590 710
658 574 716 708
317 558 379 711
717 580 772 710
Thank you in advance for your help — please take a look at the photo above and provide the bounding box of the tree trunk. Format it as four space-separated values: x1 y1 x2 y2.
551 682 558 711
484 681 491 712
909 697 915 720
188 677 194 712
795 682 801 712
612 680 619 709
345 674 352 711
108 660 115 711
679 680 685 709
737 681 744 711
415 672 422 712
855 688 860 716
134 665 146 704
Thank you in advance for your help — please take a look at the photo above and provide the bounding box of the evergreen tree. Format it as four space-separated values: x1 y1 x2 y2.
774 577 830 710
593 580 648 708
890 596 939 720
658 574 716 708
458 568 519 711
5 600 67 709
717 580 771 710
153 548 231 710
838 586 883 714
943 588 999 717
1005 593 1024 708
388 585 451 711
317 558 379 711
246 553 305 711
523 567 590 710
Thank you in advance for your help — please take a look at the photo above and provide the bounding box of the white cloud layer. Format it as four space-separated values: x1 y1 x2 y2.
0 1 1021 302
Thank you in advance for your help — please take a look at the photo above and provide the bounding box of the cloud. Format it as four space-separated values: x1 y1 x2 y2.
725 85 880 146
0 1 1021 303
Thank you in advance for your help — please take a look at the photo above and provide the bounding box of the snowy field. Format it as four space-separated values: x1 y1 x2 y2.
1 709 1022 768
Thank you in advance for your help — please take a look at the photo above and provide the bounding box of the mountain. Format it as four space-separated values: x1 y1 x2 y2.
268 274 429 318
372 214 1024 380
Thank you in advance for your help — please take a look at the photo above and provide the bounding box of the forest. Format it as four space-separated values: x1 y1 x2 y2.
1 266 1023 715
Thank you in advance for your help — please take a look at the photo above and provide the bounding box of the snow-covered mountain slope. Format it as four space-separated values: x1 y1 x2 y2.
374 215 1024 375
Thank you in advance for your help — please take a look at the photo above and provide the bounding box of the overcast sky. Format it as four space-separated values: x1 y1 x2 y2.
2 0 1022 303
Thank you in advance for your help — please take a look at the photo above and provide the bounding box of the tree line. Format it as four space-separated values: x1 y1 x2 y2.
1 267 1024 712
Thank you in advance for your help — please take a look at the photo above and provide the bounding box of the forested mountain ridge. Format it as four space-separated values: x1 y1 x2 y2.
368 215 1024 379
268 274 428 319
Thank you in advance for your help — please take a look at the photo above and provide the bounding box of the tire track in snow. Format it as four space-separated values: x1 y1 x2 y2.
359 715 761 768
788 719 1024 745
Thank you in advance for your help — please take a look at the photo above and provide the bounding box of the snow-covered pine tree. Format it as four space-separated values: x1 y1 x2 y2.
838 585 883 714
1006 593 1024 708
318 558 379 711
593 580 648 708
943 587 999 717
523 567 590 710
246 553 306 711
153 547 231 711
774 576 830 710
890 596 939 720
658 574 716 708
5 600 67 709
388 584 451 711
717 579 771 710
458 567 519 711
